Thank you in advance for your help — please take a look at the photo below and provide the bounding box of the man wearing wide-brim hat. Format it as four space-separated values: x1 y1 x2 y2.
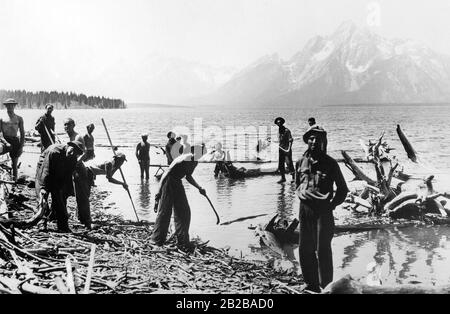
274 117 295 183
295 125 348 293
35 140 85 232
0 98 25 180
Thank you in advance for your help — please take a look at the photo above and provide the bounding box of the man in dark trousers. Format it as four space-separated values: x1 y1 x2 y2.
295 126 348 293
136 133 151 179
35 104 56 151
151 145 207 251
35 140 84 232
274 117 295 183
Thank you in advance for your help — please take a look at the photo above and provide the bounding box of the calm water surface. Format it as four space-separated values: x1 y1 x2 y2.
14 104 450 286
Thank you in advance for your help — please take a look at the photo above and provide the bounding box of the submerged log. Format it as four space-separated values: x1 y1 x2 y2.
325 275 450 294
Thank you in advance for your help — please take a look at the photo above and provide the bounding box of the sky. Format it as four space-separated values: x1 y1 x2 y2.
0 0 449 102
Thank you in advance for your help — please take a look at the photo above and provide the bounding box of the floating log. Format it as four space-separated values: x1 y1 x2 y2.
397 125 418 163
325 275 450 294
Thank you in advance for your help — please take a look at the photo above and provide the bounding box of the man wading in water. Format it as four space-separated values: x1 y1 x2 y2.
274 117 295 183
296 125 348 293
151 145 207 251
136 133 151 180
0 99 25 180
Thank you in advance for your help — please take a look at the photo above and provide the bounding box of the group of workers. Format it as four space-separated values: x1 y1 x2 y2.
0 97 348 293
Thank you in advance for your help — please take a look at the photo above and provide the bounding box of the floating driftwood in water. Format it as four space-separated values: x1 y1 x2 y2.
262 214 450 247
325 275 450 294
220 214 269 226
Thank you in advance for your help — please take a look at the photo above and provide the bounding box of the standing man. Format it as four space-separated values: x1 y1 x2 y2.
35 104 56 151
35 140 85 232
64 118 85 159
151 145 207 251
0 99 25 180
165 131 177 165
295 126 348 293
82 123 95 161
136 133 151 180
274 117 295 183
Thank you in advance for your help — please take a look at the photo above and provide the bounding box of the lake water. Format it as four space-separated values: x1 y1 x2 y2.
12 104 450 287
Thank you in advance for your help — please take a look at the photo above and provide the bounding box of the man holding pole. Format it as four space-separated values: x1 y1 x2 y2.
151 145 208 250
35 104 56 151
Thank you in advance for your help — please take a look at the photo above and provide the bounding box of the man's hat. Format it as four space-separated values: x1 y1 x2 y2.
114 152 127 162
3 98 18 106
303 125 327 143
67 140 85 154
274 117 285 125
141 133 148 138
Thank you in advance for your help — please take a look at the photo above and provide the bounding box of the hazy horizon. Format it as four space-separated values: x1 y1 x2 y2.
1 0 449 103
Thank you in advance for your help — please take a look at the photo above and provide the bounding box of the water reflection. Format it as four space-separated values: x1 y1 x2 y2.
334 226 450 285
276 182 296 219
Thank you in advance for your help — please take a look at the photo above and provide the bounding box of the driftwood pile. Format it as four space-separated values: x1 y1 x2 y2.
0 181 304 294
342 125 450 220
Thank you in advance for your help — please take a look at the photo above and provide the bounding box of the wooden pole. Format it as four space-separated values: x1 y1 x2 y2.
101 119 140 222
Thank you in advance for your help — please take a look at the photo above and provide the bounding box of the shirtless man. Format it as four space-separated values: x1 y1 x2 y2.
64 118 85 160
0 99 25 180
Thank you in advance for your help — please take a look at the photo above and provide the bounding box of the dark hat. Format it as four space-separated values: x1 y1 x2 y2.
114 152 127 162
67 140 85 154
274 117 285 125
303 125 327 143
3 98 18 106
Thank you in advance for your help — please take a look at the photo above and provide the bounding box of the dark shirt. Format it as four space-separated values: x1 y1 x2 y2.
35 114 55 148
279 127 293 150
295 152 348 209
136 141 150 161
35 144 77 192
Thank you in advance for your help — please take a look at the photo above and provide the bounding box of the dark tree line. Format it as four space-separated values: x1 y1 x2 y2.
0 90 126 109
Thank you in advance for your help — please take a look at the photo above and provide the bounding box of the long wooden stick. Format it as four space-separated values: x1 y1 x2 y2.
44 125 55 145
204 194 220 225
101 119 140 222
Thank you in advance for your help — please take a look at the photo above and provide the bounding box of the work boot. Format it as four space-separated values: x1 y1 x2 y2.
277 177 286 184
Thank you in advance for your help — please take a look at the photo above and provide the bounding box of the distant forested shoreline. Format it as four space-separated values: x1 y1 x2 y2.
0 90 126 109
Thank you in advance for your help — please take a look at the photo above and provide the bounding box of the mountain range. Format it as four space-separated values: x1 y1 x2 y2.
192 21 450 107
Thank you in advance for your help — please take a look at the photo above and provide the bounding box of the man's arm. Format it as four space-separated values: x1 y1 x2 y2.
18 116 25 156
135 143 140 160
105 163 127 187
295 160 301 189
330 161 349 208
